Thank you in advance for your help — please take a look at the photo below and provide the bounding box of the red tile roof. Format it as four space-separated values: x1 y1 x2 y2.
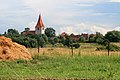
35 14 44 30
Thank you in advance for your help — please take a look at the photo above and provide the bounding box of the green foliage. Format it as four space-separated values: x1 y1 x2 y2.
96 44 120 51
34 34 48 48
54 43 64 47
107 44 120 51
54 37 59 43
7 29 19 35
64 37 73 47
42 34 48 43
72 43 80 49
105 30 120 42
45 27 56 37
94 32 104 44
12 36 37 48
48 37 55 45
48 37 59 46
79 36 85 43
60 37 65 46
89 34 95 43
39 37 46 48
96 46 106 51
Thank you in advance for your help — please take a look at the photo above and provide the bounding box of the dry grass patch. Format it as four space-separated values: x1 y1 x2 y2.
28 43 120 56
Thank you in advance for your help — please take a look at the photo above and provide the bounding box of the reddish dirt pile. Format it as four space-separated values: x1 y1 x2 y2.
0 36 32 61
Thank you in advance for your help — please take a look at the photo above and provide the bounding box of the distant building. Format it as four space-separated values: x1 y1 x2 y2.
21 14 44 35
81 33 89 40
60 32 91 41
70 33 81 41
59 32 68 38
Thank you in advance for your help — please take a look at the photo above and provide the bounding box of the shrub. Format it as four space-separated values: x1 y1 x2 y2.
54 43 64 47
107 44 120 51
71 43 80 49
96 44 120 51
96 46 106 51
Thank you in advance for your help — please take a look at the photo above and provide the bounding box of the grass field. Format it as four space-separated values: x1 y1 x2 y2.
0 43 120 79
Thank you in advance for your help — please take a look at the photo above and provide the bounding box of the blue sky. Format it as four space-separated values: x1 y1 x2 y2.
0 0 120 35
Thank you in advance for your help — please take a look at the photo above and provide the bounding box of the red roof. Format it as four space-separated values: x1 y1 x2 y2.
35 14 44 29
21 31 35 35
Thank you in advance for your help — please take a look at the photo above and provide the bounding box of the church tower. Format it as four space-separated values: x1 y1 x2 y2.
35 14 44 34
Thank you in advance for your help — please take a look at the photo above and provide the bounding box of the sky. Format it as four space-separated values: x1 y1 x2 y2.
0 0 120 35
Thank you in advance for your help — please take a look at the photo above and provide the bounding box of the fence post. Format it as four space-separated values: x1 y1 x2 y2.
79 46 81 56
71 45 74 57
37 40 39 53
108 42 110 56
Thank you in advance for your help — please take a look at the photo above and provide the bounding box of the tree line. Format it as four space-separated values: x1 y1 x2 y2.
1 28 120 50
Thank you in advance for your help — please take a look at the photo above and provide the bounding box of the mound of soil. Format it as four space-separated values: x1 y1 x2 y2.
0 36 32 61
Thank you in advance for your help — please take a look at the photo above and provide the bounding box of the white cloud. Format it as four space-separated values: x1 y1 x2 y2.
90 25 111 35
110 0 120 2
58 23 111 35
114 26 120 30
0 0 118 34
27 21 36 30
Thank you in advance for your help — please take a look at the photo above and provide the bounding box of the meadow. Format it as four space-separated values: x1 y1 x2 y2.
0 43 120 80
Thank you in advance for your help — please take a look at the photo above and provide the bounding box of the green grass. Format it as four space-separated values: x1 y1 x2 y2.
0 54 120 79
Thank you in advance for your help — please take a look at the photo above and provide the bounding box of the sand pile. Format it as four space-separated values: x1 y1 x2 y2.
0 36 32 61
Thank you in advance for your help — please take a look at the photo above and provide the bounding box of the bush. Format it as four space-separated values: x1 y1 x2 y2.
71 43 80 49
96 44 120 51
96 46 106 51
54 43 64 47
107 44 120 51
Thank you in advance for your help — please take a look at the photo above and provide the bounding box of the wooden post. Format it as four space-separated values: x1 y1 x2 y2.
108 42 110 56
71 45 74 57
37 40 39 53
79 46 81 56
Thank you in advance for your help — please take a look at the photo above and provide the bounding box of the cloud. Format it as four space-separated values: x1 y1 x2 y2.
110 0 120 2
58 23 111 35
90 25 111 35
114 26 120 30
0 0 119 34
27 21 36 30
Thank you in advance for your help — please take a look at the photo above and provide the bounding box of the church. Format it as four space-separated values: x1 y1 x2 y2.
21 14 44 35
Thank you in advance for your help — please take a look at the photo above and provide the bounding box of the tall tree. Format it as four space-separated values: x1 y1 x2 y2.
105 30 120 42
79 36 85 43
89 34 95 43
7 29 19 35
94 32 104 44
45 27 56 37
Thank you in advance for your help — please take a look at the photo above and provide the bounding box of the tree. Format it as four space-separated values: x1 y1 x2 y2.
60 37 65 46
45 27 56 37
7 29 19 35
64 37 73 47
105 30 120 42
39 37 46 48
79 36 85 43
89 34 95 43
48 37 55 45
54 37 59 43
94 32 104 45
42 34 48 43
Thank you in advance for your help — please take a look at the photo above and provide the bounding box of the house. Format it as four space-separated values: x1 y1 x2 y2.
60 32 91 41
21 14 44 35
81 33 89 40
69 33 81 41
59 32 68 38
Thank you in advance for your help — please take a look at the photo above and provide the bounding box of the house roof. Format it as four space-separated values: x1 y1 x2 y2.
35 14 44 29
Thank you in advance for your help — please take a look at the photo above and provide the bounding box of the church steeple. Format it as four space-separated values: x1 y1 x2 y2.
35 14 45 34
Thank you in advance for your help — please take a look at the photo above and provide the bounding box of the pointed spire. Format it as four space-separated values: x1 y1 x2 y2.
35 14 44 30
